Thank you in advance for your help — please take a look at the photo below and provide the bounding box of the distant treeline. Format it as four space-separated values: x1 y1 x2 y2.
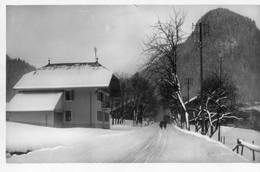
6 55 36 102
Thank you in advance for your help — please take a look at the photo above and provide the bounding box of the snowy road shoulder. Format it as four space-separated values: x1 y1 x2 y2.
159 125 248 162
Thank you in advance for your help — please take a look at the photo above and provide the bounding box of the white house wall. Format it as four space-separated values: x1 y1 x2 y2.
63 88 91 127
62 88 110 129
93 90 110 129
7 111 54 127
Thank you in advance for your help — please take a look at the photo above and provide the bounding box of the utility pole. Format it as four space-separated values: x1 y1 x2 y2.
192 22 209 135
220 56 222 81
199 22 205 135
187 78 190 102
218 46 223 141
216 42 224 81
186 78 193 103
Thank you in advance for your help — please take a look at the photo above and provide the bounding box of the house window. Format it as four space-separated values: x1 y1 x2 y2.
97 91 110 103
104 95 110 103
65 90 74 101
97 92 103 102
97 111 103 121
64 110 72 121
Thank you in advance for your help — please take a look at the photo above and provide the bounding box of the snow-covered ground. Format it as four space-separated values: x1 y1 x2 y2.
6 121 155 163
189 125 260 162
212 126 260 162
6 121 248 163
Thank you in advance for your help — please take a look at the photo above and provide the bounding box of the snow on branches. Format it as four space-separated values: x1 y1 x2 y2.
187 72 241 137
141 9 190 130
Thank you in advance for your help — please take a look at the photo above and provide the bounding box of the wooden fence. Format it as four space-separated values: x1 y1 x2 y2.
232 139 260 161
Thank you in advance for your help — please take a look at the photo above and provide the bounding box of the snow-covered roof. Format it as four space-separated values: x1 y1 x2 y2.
6 92 63 112
242 105 260 112
14 62 114 90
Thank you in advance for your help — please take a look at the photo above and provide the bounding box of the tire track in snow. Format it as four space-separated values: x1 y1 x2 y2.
143 129 167 162
132 132 160 163
123 129 167 163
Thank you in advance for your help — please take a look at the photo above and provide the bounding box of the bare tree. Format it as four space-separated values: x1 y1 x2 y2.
188 71 242 139
141 9 190 130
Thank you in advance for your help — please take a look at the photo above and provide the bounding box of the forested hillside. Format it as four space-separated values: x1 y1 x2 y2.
178 8 260 102
6 55 36 102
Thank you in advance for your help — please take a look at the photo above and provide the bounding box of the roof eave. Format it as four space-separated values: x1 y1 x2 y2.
13 85 110 90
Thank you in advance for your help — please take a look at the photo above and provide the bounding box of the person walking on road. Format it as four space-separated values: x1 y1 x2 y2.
163 120 167 130
159 121 163 129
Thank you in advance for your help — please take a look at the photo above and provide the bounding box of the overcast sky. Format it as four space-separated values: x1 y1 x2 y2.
6 5 260 74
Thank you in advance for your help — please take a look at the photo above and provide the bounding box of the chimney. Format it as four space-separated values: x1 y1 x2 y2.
94 47 98 63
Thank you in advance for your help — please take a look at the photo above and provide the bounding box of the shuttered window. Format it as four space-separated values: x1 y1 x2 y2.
65 90 74 101
97 92 103 102
65 110 72 121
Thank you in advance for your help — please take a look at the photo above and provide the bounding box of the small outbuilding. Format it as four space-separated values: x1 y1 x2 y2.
243 105 260 131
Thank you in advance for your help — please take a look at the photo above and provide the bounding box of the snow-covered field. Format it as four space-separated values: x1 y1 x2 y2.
6 120 250 163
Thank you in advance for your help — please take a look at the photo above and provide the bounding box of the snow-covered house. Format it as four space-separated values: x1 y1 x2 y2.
6 61 121 129
243 105 260 131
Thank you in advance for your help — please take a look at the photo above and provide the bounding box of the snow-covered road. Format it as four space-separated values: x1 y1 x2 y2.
6 122 247 163
117 124 246 163
121 128 167 162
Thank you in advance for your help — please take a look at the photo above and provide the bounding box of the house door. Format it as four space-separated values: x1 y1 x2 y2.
54 112 63 127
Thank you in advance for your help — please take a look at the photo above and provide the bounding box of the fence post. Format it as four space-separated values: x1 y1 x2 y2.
223 136 225 145
218 124 221 141
252 140 255 161
241 146 244 156
220 136 222 143
210 126 213 136
236 139 239 154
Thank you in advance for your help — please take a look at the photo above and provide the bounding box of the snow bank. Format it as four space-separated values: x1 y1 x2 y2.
6 121 156 163
189 125 260 162
6 122 128 153
171 126 248 162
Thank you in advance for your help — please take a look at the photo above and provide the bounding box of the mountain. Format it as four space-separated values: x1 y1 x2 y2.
178 8 260 102
6 55 36 102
